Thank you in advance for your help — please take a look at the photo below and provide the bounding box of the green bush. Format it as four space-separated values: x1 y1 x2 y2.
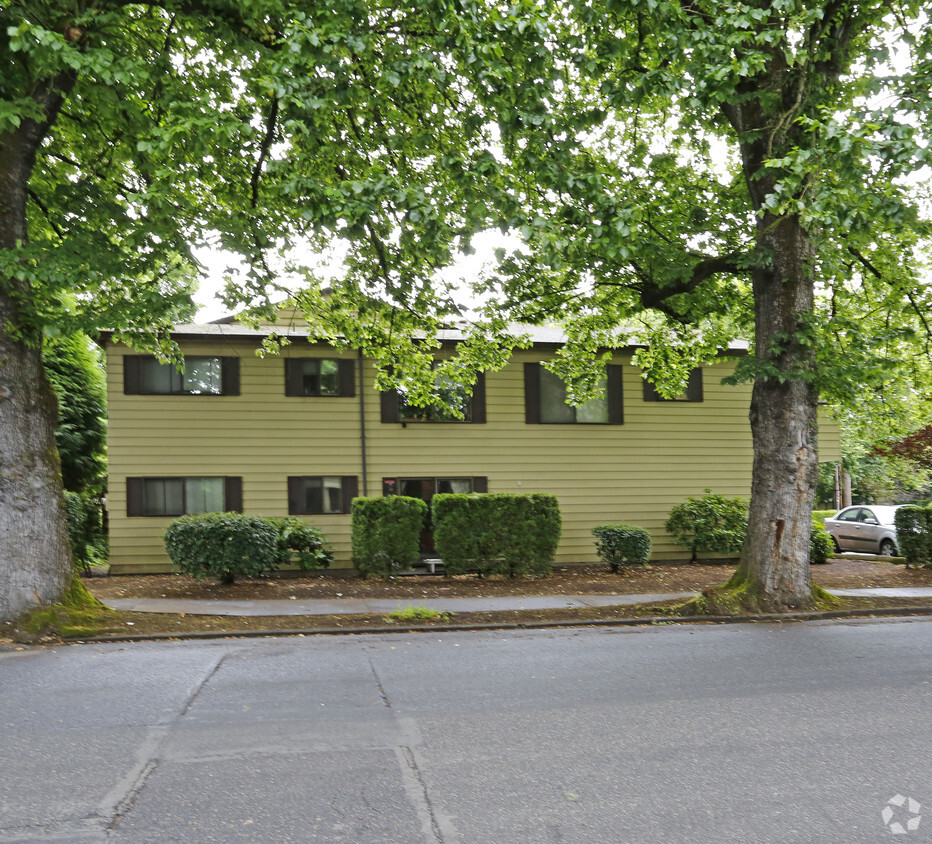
64 491 105 573
812 509 837 524
165 512 280 584
665 491 749 561
591 524 652 572
432 493 561 577
268 517 334 571
351 496 428 577
894 506 932 567
809 520 834 565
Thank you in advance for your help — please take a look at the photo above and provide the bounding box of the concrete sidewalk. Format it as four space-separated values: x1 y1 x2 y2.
102 586 932 617
103 591 698 617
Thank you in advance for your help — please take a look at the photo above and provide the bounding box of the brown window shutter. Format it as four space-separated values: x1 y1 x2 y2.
606 364 624 425
524 363 541 424
643 380 661 401
224 477 243 512
470 373 486 423
472 476 488 493
284 360 303 396
221 358 240 396
338 359 356 397
687 368 704 402
287 477 304 515
123 356 142 395
382 477 398 496
126 478 144 516
341 476 359 513
380 389 400 423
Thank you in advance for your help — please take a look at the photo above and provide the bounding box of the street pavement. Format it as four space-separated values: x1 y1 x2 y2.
3 617 932 842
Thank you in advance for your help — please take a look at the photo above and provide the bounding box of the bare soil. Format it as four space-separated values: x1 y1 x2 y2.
85 557 932 603
6 557 931 645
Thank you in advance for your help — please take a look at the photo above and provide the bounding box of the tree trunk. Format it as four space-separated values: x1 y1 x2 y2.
0 70 77 622
728 214 820 610
0 317 72 622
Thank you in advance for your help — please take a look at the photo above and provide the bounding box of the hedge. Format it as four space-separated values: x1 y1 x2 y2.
665 491 749 561
894 505 932 567
351 496 428 577
164 512 333 584
591 524 652 572
432 493 561 577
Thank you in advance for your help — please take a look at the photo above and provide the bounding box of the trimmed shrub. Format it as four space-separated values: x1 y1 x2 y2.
665 491 749 561
268 517 334 571
165 512 279 584
812 509 836 524
894 506 932 567
432 493 561 578
592 524 652 572
351 496 428 577
809 520 834 565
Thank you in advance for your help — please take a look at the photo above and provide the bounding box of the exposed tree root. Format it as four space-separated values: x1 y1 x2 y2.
677 573 841 616
11 575 111 642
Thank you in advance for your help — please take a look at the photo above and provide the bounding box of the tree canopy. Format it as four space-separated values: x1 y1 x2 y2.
2 0 931 617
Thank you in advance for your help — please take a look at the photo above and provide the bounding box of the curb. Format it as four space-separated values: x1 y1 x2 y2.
60 604 932 645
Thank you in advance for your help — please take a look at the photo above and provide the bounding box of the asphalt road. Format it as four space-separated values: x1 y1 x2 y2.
2 618 932 843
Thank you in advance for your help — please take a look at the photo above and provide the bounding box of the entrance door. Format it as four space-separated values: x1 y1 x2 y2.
382 477 486 553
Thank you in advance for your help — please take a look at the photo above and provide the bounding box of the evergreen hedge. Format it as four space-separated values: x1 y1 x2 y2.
432 493 561 577
165 512 332 584
894 505 932 567
591 524 652 572
351 496 428 577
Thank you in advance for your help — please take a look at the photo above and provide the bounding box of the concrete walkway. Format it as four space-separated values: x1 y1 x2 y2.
102 586 932 617
103 592 698 617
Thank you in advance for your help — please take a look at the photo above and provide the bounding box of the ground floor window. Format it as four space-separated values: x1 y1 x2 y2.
126 477 241 516
288 476 358 515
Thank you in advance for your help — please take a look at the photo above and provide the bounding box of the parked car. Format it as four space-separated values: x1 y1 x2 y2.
823 505 901 556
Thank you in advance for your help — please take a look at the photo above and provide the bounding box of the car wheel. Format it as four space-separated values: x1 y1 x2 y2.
879 538 896 557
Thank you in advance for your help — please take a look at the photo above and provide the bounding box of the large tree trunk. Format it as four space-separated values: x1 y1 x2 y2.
0 71 76 622
729 214 820 610
0 316 72 622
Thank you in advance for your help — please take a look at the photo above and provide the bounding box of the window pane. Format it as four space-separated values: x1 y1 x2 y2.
183 358 222 394
139 358 175 394
298 359 321 395
437 478 473 495
539 368 575 423
575 376 608 423
184 478 225 513
144 478 184 515
302 477 323 513
319 360 340 396
322 477 343 513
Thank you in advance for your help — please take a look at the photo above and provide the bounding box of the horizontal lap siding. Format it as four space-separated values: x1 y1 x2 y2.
106 340 839 573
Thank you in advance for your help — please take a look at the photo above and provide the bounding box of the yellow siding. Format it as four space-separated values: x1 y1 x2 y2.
105 339 842 573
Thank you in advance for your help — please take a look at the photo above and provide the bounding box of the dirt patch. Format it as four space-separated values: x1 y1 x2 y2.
5 557 930 645
84 557 932 603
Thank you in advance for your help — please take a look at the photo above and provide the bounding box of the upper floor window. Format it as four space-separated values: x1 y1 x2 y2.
123 355 240 396
284 358 355 397
126 476 242 516
381 373 486 424
288 476 358 515
524 363 623 425
642 368 703 402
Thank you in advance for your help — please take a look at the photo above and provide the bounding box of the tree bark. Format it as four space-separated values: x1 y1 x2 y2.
729 213 820 610
0 71 76 622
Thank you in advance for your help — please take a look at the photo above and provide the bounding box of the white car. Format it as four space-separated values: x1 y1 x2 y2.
824 505 901 556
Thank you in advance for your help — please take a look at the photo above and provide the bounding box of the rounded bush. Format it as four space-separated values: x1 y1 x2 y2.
592 524 652 572
665 491 748 561
164 513 279 584
268 517 334 571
